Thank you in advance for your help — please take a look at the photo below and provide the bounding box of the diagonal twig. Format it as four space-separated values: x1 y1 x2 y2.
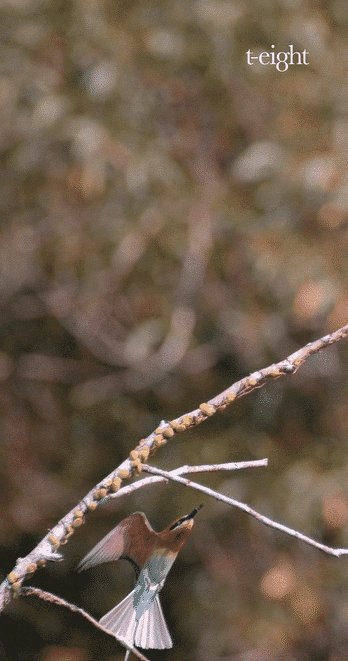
141 464 348 558
20 587 150 661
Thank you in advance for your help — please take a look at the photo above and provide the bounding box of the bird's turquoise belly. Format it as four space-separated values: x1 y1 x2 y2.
146 550 176 583
133 550 176 614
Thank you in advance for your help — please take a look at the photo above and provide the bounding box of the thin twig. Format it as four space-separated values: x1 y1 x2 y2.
21 587 150 661
141 464 348 558
171 460 268 473
106 459 269 501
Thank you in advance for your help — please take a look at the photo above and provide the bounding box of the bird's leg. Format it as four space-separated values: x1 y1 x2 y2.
124 649 131 661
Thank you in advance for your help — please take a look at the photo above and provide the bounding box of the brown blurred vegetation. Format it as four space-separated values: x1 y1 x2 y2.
1 0 348 659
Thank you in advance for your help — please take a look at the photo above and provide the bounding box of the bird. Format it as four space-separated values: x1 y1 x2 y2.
77 504 203 650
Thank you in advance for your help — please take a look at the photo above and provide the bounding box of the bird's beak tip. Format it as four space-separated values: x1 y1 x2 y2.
189 503 204 519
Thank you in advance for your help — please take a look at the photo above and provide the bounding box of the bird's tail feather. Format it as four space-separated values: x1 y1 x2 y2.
100 590 137 648
134 594 172 649
99 589 173 649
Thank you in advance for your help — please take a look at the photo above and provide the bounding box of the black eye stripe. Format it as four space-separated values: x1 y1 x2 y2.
169 517 186 530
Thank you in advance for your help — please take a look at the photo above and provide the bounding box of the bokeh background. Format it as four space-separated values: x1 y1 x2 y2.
1 0 348 659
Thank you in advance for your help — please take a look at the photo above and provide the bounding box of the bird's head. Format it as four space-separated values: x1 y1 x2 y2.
158 504 204 551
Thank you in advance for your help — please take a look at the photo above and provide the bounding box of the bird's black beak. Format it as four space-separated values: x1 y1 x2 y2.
186 503 204 520
168 504 204 530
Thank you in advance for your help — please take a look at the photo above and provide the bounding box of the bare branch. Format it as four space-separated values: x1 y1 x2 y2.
106 459 269 501
141 464 348 558
170 460 269 473
21 587 150 661
207 324 348 412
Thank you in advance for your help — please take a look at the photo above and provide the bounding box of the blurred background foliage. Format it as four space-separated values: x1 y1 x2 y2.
1 0 348 659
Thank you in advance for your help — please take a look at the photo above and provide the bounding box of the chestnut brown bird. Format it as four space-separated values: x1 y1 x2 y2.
78 504 203 649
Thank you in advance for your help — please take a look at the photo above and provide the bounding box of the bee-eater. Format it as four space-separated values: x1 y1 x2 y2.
78 504 203 649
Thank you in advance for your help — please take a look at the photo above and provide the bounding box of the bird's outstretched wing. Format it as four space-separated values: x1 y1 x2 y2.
77 512 157 576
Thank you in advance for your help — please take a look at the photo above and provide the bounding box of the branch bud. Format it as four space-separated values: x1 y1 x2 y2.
7 572 18 584
118 469 130 480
